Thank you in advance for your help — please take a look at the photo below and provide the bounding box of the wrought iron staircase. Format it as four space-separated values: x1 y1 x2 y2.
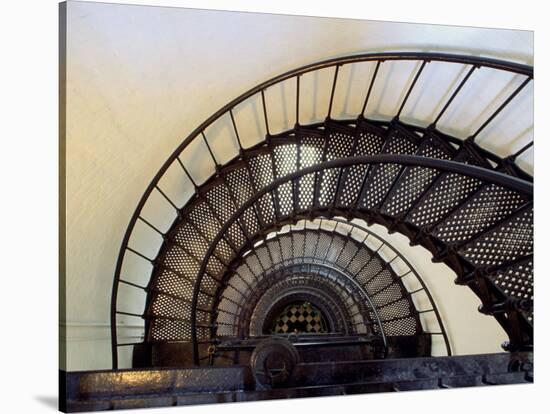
84 52 534 409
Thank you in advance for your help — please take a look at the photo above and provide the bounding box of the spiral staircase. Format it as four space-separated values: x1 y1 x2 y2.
62 53 534 411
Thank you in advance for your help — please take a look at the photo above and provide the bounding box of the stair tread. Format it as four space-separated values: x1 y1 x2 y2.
431 184 528 246
380 129 455 218
458 204 533 268
404 147 488 229
135 119 533 347
358 125 421 210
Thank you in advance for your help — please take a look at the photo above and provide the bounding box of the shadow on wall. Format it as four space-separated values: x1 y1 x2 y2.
34 396 58 410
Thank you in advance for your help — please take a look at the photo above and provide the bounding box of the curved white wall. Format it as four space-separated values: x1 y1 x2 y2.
356 221 508 357
62 1 532 370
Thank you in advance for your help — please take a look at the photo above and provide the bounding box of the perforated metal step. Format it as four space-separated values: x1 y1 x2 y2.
141 121 532 354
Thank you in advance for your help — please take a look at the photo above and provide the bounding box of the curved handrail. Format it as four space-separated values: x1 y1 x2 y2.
218 223 389 352
111 53 533 369
236 260 388 349
220 217 451 356
329 218 452 356
190 155 532 363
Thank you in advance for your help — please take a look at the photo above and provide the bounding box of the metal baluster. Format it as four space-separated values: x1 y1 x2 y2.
470 76 532 140
431 64 478 127
327 64 340 119
395 60 428 119
201 131 219 167
176 156 198 188
119 279 147 291
296 75 301 126
260 89 271 138
116 310 143 318
229 109 244 151
126 246 154 263
361 60 382 117
154 184 179 211
137 216 165 237
511 140 533 160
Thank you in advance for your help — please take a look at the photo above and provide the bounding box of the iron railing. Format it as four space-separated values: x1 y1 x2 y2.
111 53 533 369
187 155 531 363
212 217 452 357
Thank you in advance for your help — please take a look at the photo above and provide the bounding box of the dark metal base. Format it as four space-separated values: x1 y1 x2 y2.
146 335 430 368
61 352 532 412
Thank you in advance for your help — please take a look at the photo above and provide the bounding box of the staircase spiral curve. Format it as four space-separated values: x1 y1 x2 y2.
110 52 533 371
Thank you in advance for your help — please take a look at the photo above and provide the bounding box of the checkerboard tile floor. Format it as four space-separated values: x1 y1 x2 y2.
271 302 329 333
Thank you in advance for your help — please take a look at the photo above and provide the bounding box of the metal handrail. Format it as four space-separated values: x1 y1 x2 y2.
189 155 532 363
329 218 452 356
221 240 389 352
217 218 451 356
111 53 533 369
